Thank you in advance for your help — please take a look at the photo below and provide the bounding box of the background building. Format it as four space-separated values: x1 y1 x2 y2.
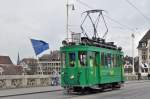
124 55 133 74
19 58 38 75
138 29 150 75
0 56 23 75
38 50 61 76
124 55 139 75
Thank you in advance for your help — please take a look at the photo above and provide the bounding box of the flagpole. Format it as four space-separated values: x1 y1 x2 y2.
36 56 43 75
29 38 43 75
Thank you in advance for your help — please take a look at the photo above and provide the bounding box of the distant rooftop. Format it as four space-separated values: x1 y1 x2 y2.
0 64 23 75
39 54 50 61
19 58 38 66
137 29 150 49
140 29 150 42
0 56 13 65
39 50 60 61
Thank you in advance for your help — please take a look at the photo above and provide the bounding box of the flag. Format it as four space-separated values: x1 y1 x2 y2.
30 39 49 55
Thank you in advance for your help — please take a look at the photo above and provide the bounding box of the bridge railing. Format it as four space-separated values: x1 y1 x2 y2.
0 75 51 89
125 75 148 81
0 75 149 89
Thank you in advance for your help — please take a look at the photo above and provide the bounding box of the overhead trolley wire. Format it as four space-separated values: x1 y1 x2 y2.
104 15 135 32
124 0 150 22
76 0 93 9
76 0 136 32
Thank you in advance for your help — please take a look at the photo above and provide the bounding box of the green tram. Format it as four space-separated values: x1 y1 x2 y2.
60 9 125 92
60 39 124 92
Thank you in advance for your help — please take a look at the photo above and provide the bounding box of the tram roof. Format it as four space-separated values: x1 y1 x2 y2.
60 44 123 54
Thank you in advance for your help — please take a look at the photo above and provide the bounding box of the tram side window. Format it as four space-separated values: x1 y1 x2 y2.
101 52 105 66
105 54 108 67
104 53 112 68
107 53 111 68
115 55 117 67
69 53 76 67
78 51 87 67
120 55 123 66
61 53 66 68
116 55 120 67
112 55 117 67
89 52 96 67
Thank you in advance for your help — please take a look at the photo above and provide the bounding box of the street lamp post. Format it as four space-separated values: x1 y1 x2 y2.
66 0 75 41
66 0 69 41
131 33 135 75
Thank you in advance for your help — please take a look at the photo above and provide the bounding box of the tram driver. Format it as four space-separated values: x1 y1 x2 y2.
79 52 87 66
69 53 75 67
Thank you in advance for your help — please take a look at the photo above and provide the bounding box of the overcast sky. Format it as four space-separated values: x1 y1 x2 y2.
0 0 149 64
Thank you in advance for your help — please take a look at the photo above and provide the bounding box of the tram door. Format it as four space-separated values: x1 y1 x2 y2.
66 52 79 85
95 52 100 84
88 52 100 85
78 51 88 85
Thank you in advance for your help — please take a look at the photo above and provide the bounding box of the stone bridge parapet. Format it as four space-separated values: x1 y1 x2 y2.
0 75 51 89
0 75 149 89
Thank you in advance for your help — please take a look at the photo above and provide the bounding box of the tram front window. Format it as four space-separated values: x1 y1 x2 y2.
78 52 87 67
69 53 76 67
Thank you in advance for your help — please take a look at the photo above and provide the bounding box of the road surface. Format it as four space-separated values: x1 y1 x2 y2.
1 81 150 99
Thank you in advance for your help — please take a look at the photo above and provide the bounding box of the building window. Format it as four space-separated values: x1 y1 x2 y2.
142 55 147 60
142 43 146 47
142 51 146 55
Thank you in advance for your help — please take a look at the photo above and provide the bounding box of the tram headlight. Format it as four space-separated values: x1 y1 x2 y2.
109 70 114 75
91 71 94 75
70 75 74 79
61 72 64 75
